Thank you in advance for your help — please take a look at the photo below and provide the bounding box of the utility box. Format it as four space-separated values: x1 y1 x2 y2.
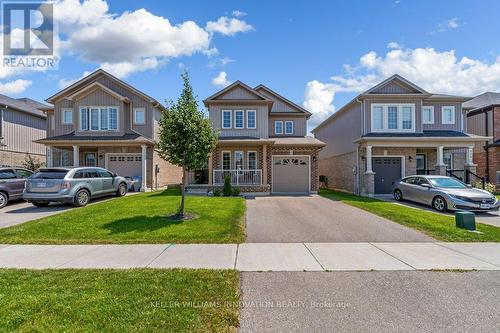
455 211 476 231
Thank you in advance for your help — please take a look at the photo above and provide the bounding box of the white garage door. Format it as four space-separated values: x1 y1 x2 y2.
107 154 142 178
272 156 310 194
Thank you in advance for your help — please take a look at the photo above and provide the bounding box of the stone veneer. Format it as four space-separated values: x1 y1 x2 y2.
0 149 45 167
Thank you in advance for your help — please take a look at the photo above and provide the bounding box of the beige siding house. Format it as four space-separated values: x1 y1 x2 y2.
0 95 47 166
188 81 325 195
37 69 182 190
313 75 490 196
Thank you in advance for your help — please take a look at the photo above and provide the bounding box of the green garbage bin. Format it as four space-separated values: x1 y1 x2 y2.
455 211 476 231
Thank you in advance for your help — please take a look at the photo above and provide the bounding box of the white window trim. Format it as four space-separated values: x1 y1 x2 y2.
221 151 231 170
274 120 283 135
422 106 435 125
234 150 244 169
370 103 416 132
79 106 120 132
247 151 257 169
61 108 73 125
246 110 257 129
133 107 146 125
221 110 232 129
496 171 500 184
442 106 456 125
285 120 294 135
234 110 244 129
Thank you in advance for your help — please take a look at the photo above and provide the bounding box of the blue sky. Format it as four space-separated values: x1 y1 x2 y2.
2 0 500 129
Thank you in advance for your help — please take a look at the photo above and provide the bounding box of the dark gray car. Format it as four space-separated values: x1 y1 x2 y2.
0 167 33 208
23 167 128 207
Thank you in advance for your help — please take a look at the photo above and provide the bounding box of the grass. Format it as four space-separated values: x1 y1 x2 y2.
0 187 245 244
0 269 239 332
320 189 500 242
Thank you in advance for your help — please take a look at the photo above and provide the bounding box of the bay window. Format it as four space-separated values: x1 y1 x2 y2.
80 106 118 131
370 104 415 132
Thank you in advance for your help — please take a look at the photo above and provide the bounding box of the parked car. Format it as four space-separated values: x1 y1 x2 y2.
392 175 500 212
0 167 33 208
23 167 128 207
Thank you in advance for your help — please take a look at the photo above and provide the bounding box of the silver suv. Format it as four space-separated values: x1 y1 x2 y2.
23 167 128 207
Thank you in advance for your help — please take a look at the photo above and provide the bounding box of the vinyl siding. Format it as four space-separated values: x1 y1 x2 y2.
422 102 464 131
268 115 307 137
0 109 46 155
371 81 419 94
214 86 262 100
257 89 301 113
208 104 269 138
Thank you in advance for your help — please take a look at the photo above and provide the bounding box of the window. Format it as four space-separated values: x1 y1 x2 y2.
62 108 73 124
222 110 232 129
285 121 294 135
496 171 500 184
403 177 416 184
247 110 256 129
234 110 244 129
422 106 434 124
443 152 453 170
15 169 32 178
248 151 257 169
416 177 430 186
235 151 244 169
416 154 426 172
442 106 455 124
371 104 415 132
274 121 283 134
222 151 231 170
134 108 145 124
0 169 16 179
99 169 113 178
80 107 118 131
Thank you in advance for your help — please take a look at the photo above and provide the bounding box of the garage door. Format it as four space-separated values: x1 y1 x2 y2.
272 156 309 194
107 154 142 178
373 157 402 194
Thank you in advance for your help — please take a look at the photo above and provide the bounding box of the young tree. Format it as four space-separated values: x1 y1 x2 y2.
21 154 45 171
157 72 218 218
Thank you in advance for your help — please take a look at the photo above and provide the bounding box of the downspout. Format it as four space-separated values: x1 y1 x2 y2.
355 97 363 195
485 108 490 182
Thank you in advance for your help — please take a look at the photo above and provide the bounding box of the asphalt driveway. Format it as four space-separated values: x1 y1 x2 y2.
245 195 433 242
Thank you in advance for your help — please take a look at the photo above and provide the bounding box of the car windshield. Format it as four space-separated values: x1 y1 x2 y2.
31 170 68 179
428 177 466 189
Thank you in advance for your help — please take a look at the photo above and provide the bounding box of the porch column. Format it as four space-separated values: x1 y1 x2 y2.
208 153 213 185
464 146 477 184
262 144 267 185
363 145 375 197
365 145 373 173
47 147 53 167
141 145 147 191
435 146 447 176
72 145 79 167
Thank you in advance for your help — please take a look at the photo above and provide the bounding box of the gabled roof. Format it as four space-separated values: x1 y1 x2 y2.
254 84 312 117
463 92 500 110
203 80 273 106
66 81 130 102
35 132 155 144
0 94 48 118
362 74 428 95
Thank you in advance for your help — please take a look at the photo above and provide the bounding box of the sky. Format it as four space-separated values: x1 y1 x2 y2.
2 0 500 131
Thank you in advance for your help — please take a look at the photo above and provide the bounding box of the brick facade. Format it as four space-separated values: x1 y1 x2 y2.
318 151 356 192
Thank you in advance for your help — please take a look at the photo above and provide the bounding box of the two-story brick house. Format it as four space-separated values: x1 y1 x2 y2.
188 81 325 195
464 92 500 190
37 69 182 190
313 75 490 196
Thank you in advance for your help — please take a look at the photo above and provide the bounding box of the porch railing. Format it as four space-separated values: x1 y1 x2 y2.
465 169 486 189
446 169 465 182
213 169 262 185
416 169 436 175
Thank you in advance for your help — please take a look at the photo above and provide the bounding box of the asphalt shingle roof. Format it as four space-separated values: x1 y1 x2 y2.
463 92 500 110
0 94 49 118
362 130 470 138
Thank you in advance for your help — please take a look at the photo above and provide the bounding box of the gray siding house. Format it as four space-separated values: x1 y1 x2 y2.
313 75 490 196
188 81 325 194
37 69 182 190
0 95 47 166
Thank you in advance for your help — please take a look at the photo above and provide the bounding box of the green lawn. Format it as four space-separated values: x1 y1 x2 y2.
0 187 245 244
320 189 500 242
0 269 239 332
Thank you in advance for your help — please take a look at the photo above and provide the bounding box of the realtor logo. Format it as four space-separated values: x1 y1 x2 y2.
1 0 57 69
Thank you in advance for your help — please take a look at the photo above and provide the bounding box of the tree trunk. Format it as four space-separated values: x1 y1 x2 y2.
179 167 186 216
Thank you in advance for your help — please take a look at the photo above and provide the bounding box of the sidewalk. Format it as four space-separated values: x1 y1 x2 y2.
1 242 499 271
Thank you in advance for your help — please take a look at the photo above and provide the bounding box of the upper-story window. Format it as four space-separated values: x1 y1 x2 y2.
246 110 256 129
234 110 244 129
222 110 232 129
80 106 118 131
134 108 146 124
371 104 415 132
285 121 294 135
422 106 435 124
274 120 283 134
442 106 455 124
62 108 73 124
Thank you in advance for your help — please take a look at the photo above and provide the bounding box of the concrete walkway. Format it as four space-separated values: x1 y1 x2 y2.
1 242 499 271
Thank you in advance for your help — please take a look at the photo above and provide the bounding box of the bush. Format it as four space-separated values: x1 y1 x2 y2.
223 175 232 196
212 188 221 197
21 154 45 171
231 187 240 196
473 180 496 194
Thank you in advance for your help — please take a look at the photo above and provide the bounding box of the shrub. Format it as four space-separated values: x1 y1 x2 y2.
212 188 221 197
223 175 232 196
231 187 240 196
473 180 496 194
21 154 45 171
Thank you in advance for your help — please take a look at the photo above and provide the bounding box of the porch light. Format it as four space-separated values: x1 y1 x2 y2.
361 156 365 161
408 156 413 162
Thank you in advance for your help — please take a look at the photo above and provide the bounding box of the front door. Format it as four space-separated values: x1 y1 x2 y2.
373 157 402 194
416 154 426 175
83 152 97 167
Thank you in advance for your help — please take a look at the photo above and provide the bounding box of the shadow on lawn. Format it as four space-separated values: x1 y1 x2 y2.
101 215 189 234
147 187 182 197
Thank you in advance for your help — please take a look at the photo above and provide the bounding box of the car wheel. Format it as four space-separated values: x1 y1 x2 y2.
432 196 448 212
116 183 127 197
0 192 8 209
32 201 49 207
393 189 403 201
74 189 90 207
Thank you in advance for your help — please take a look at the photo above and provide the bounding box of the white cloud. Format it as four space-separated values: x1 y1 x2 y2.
0 79 32 94
232 10 247 17
387 41 400 49
303 80 336 129
206 16 254 36
432 17 460 34
208 56 234 68
100 57 164 78
58 70 92 88
212 71 231 87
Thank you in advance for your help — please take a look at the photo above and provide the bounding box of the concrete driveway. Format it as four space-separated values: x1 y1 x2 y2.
245 195 433 242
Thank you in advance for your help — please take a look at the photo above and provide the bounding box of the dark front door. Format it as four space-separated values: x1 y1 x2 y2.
373 157 402 194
